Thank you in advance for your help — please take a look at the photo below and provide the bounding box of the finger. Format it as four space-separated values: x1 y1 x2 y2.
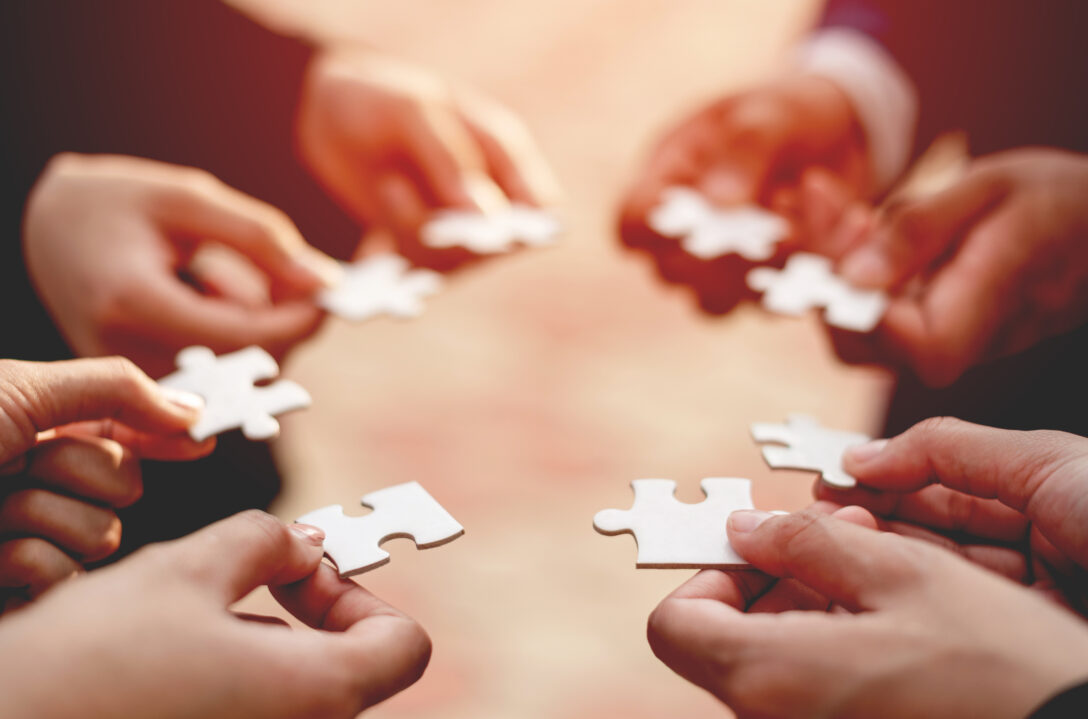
161 512 326 604
0 489 121 561
838 169 1006 288
726 508 938 611
403 102 502 212
0 537 83 596
49 420 215 461
878 206 1027 386
24 435 142 507
120 279 323 361
878 518 1030 583
0 357 201 462
271 562 432 708
157 176 341 293
814 479 1030 543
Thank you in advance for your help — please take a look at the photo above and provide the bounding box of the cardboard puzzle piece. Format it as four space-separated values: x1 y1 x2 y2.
421 204 561 254
159 345 311 442
593 478 755 568
319 254 442 322
648 186 788 261
751 414 870 489
746 252 888 332
296 481 464 577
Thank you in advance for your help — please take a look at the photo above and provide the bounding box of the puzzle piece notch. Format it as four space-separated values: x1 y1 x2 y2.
159 345 311 441
750 414 871 489
593 478 755 568
296 481 464 577
421 204 561 254
746 252 888 332
648 186 788 261
319 254 443 322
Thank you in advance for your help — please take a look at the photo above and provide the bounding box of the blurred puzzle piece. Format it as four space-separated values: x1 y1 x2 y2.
422 204 560 253
649 186 788 261
319 254 442 321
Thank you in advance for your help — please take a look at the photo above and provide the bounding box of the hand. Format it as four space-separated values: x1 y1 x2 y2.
830 148 1088 386
297 49 560 269
24 153 339 377
618 75 868 313
0 357 211 611
648 507 1088 719
0 510 431 718
815 416 1088 614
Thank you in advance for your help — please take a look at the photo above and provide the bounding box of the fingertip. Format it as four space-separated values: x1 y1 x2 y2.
839 248 894 288
842 439 889 472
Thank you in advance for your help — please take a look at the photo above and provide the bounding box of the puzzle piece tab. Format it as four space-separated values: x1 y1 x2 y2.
746 252 888 332
296 482 464 577
648 186 788 261
159 345 311 441
319 254 442 322
593 478 755 568
751 414 870 489
421 204 560 254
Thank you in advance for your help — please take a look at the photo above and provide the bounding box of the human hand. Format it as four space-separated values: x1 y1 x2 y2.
24 153 339 377
0 510 431 718
648 507 1088 719
0 356 211 612
297 49 560 269
824 148 1088 386
618 75 868 313
814 416 1088 614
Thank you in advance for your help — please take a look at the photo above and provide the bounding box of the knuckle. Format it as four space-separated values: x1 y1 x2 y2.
0 488 49 524
237 509 292 552
912 416 965 442
84 512 123 561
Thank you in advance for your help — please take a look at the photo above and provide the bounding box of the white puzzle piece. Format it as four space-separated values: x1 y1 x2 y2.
746 252 888 332
296 481 464 577
421 204 561 254
593 478 755 568
159 345 311 442
648 186 788 261
750 414 871 489
319 254 442 322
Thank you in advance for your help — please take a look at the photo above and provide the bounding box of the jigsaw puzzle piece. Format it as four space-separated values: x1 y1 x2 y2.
319 254 442 322
594 478 755 568
297 481 464 577
751 414 870 489
159 345 311 442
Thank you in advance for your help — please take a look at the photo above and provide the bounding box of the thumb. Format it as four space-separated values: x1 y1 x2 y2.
0 357 203 464
726 508 932 612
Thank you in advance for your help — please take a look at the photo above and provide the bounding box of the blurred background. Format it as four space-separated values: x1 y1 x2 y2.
233 1 891 718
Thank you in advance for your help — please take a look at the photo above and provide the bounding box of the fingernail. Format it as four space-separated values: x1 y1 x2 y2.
160 386 204 411
839 250 892 288
728 510 774 534
465 173 510 215
701 169 749 205
844 439 888 464
289 523 325 544
296 251 345 288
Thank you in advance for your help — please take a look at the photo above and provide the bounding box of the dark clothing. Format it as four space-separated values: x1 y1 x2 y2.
821 0 1088 437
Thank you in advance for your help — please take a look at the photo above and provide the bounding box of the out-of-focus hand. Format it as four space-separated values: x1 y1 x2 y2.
24 153 339 377
618 75 869 313
0 510 431 718
648 507 1088 719
815 416 1088 614
0 357 211 612
297 49 561 269
814 148 1088 386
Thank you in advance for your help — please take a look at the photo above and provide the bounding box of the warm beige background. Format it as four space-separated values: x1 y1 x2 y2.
235 2 893 717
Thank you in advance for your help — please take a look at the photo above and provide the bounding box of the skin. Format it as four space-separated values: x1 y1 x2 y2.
817 416 1088 615
809 148 1088 387
0 510 431 719
0 357 213 613
617 74 869 313
297 49 562 270
23 153 339 377
649 506 1088 719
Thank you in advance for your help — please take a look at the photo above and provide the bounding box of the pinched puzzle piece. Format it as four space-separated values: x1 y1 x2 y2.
296 481 464 577
594 478 755 568
746 252 888 332
421 204 561 254
159 345 311 442
648 186 788 261
751 414 870 489
319 254 442 322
